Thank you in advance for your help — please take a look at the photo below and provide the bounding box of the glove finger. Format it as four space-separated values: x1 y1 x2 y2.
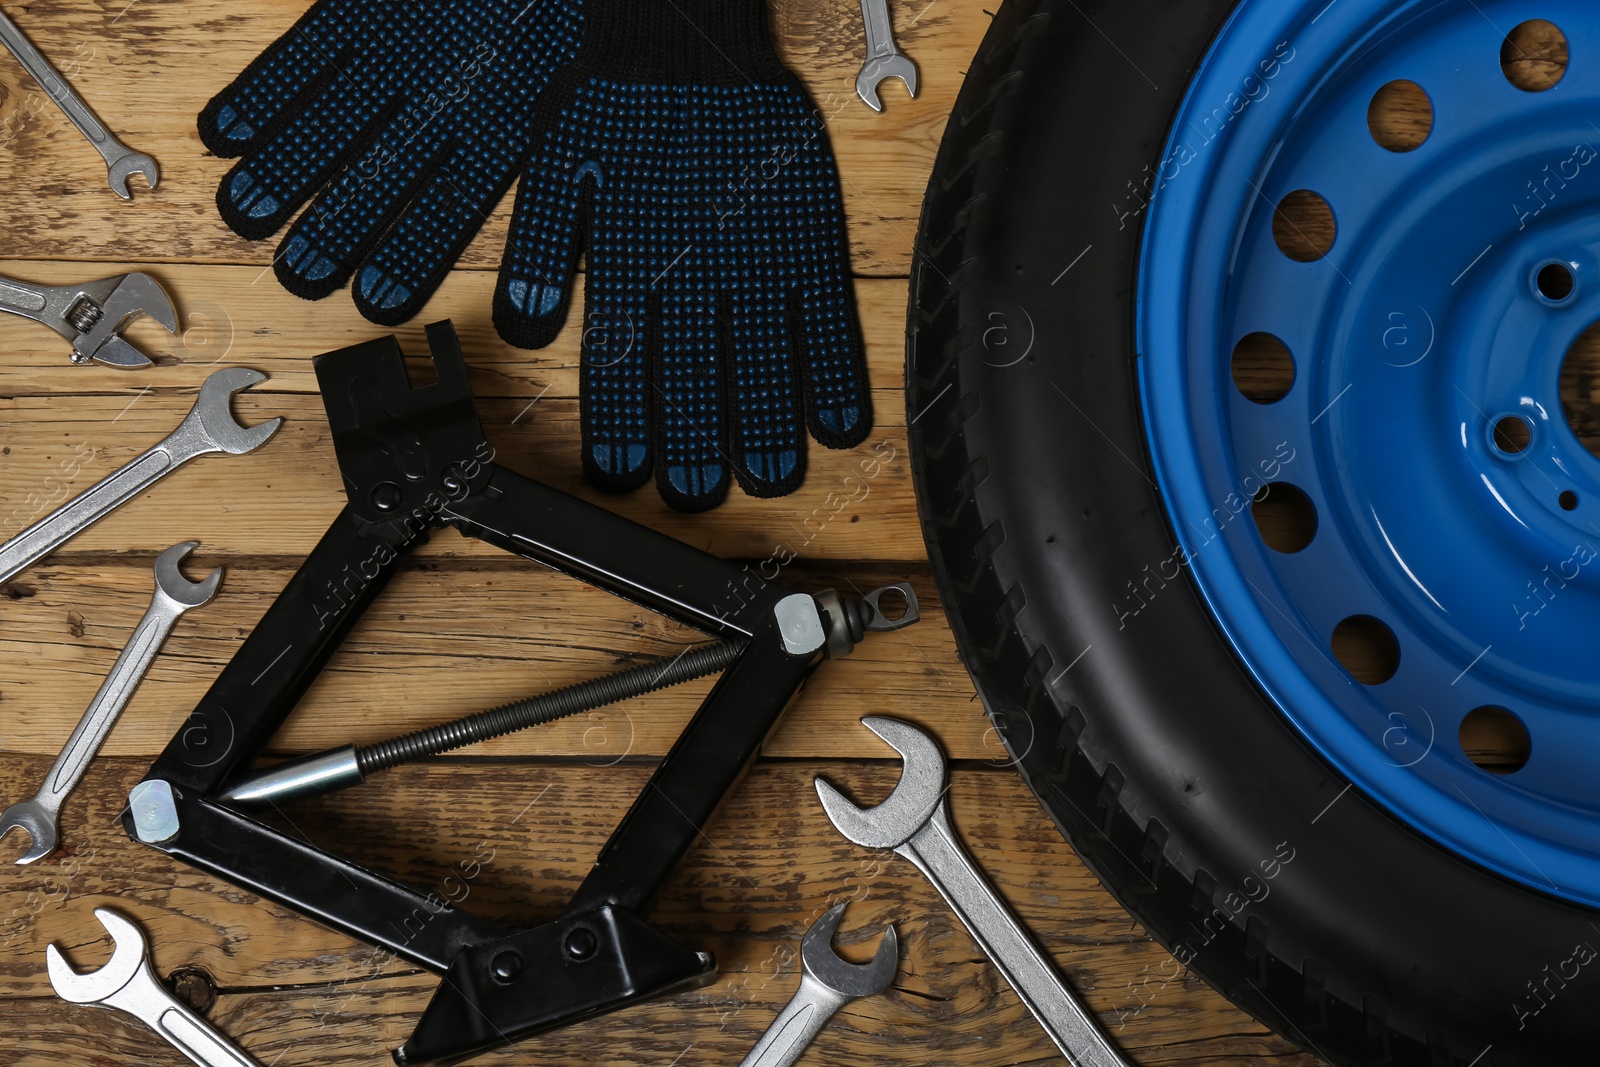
216 71 398 242
274 121 446 301
769 93 872 448
653 285 731 511
199 0 369 157
580 265 654 492
494 96 600 349
723 292 808 499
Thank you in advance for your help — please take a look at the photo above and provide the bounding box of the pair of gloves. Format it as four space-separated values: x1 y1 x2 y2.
201 0 871 511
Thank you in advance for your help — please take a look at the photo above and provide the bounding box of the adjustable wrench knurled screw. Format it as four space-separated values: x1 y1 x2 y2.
49 907 263 1067
0 9 158 198
738 903 898 1067
0 543 221 864
0 367 281 587
816 716 1132 1067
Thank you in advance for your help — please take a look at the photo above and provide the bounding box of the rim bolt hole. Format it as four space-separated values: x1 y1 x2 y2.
1536 262 1576 303
1561 490 1580 511
1502 20 1569 93
1231 333 1295 403
1368 79 1432 152
1492 416 1533 455
1460 706 1531 774
1272 190 1337 262
1251 482 1317 553
1332 615 1401 686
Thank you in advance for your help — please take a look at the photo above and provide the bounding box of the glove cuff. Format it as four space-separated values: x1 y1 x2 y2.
577 0 792 84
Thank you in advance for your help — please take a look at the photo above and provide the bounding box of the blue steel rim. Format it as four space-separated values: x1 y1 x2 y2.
1138 0 1600 906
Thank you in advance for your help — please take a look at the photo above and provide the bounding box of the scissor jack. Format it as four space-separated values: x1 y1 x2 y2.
122 322 917 1066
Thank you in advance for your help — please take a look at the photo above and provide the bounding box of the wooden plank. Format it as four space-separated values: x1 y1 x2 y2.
0 0 988 277
0 267 923 561
0 558 985 761
0 758 1316 1067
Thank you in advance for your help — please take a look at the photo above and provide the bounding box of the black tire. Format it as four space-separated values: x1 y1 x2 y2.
906 3 1600 1065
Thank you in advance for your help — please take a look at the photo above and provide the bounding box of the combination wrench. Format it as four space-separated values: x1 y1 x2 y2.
856 0 918 112
816 716 1131 1067
0 270 177 368
49 906 263 1067
0 8 158 198
0 367 280 586
0 543 221 864
738 903 897 1067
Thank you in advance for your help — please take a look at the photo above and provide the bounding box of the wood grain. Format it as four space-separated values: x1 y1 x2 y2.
0 758 1317 1067
0 0 988 276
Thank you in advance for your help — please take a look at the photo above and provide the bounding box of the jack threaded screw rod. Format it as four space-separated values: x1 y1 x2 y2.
219 641 744 808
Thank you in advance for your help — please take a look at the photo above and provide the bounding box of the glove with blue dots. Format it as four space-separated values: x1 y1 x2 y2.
495 0 872 511
200 0 584 325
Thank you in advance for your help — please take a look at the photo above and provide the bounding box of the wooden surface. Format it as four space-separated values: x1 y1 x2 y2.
0 2 1318 1066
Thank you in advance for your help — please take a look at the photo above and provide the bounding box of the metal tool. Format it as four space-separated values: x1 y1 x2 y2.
816 716 1130 1067
127 322 923 1067
856 0 919 112
738 903 897 1067
0 368 280 586
0 543 220 865
48 906 262 1067
0 271 177 367
0 8 158 198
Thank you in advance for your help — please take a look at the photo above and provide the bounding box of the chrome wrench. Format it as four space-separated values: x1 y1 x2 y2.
816 716 1131 1067
0 270 177 368
0 543 221 864
856 0 918 112
49 906 263 1067
0 8 158 198
0 367 281 586
738 903 897 1067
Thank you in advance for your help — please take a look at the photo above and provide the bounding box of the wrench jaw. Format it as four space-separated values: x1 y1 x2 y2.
46 906 147 1005
72 272 178 369
856 57 920 112
107 153 160 201
801 903 899 999
154 542 224 611
194 368 284 455
813 716 947 850
0 798 56 865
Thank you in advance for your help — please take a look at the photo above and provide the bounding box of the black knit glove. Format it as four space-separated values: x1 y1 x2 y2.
495 0 872 511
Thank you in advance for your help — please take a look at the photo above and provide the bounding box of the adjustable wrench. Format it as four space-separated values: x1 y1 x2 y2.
0 543 221 864
0 8 158 198
0 271 177 368
49 906 263 1067
739 903 897 1067
816 717 1131 1067
0 367 281 586
856 0 918 112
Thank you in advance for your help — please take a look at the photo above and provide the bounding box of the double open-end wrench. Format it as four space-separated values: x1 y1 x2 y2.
0 543 221 864
49 906 262 1067
0 8 158 198
0 367 281 586
738 903 898 1067
816 717 1131 1067
0 271 177 368
856 0 919 112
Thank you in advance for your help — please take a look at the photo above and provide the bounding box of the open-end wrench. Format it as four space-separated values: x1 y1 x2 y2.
738 903 898 1067
0 543 220 864
816 717 1131 1067
0 8 158 198
0 368 281 586
856 0 918 112
0 271 177 368
49 906 262 1067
